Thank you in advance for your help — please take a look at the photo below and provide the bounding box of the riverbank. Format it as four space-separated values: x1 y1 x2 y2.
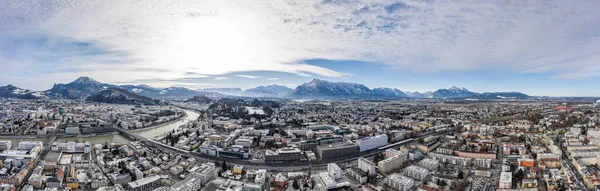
128 111 188 133
57 132 120 138
0 135 46 139
134 110 200 139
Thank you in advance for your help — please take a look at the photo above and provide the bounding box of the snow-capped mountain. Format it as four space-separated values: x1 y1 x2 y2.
404 91 433 98
243 85 293 97
291 79 376 98
290 79 411 99
432 86 477 98
372 87 408 98
86 88 161 105
0 77 535 100
0 85 46 99
45 77 116 99
201 88 243 96
118 84 162 98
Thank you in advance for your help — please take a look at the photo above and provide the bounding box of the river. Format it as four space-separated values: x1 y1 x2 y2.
0 109 200 145
134 109 200 139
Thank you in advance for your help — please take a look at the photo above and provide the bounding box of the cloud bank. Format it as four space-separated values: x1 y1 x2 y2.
1 0 599 89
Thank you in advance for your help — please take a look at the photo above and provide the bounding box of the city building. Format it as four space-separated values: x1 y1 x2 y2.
328 163 342 180
0 141 10 151
357 134 388 152
387 173 415 191
264 147 305 162
358 157 377 176
403 165 429 180
499 172 512 189
316 142 358 161
127 175 161 191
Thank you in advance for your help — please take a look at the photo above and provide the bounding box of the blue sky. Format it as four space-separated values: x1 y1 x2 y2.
1 0 599 96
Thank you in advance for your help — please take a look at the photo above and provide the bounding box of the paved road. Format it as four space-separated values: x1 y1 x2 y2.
115 126 445 171
18 131 58 190
558 135 588 190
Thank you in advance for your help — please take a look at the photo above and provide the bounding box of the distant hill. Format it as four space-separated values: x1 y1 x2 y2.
243 85 293 97
372 87 408 98
157 87 201 98
46 77 115 99
291 79 376 98
291 79 410 99
0 76 534 101
405 91 432 98
119 84 162 98
469 92 530 100
201 88 243 96
0 85 46 99
432 86 477 98
86 88 161 105
185 95 212 104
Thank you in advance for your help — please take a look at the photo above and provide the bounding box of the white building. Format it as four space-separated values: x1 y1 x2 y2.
170 172 204 191
255 169 267 185
127 175 161 191
402 165 429 180
234 137 253 148
378 149 408 173
417 158 439 171
51 142 91 153
0 141 11 151
356 134 388 152
499 172 512 189
387 173 414 191
192 162 217 185
18 141 43 151
327 163 342 180
358 157 377 176
65 126 80 134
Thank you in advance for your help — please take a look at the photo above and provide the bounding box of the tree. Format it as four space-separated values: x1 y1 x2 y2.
292 179 300 189
221 161 228 172
438 179 447 188
514 169 525 183
373 153 384 164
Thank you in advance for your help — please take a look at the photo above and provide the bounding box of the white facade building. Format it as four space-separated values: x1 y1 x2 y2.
499 172 512 189
327 163 342 180
357 134 388 152
358 157 377 176
18 141 43 151
51 142 91 153
403 165 429 180
387 173 414 191
0 141 11 151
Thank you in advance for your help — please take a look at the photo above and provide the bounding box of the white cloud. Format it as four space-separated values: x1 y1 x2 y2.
234 75 262 79
215 77 228 80
296 73 312 77
1 0 600 90
266 78 279 81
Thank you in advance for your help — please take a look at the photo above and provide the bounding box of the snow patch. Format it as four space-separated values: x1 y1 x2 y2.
132 88 144 93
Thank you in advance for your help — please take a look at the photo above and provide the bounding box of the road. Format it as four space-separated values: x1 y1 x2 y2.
18 130 58 190
557 135 588 190
114 126 446 171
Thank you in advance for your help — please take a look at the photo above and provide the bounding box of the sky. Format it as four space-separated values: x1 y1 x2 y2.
0 0 599 97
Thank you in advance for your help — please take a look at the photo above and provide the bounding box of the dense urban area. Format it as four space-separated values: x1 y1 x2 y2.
1 92 600 191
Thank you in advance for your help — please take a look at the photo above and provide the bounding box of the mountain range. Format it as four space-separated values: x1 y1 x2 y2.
0 76 532 101
86 88 162 105
201 85 293 97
